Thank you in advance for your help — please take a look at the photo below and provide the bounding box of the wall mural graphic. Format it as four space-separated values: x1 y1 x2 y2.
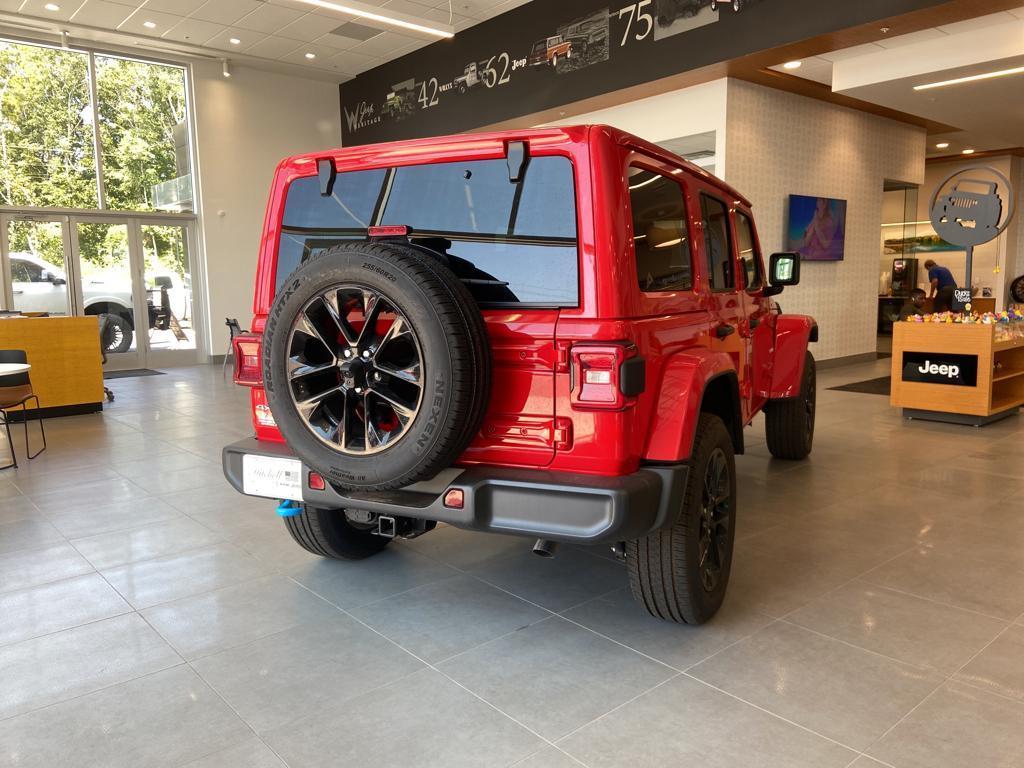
339 0 949 145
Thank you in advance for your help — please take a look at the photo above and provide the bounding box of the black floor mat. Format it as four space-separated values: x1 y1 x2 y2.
828 376 891 395
103 369 165 380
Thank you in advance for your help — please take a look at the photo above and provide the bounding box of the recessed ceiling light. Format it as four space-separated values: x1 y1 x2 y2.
914 65 1024 91
304 52 316 59
962 148 975 155
292 0 454 38
229 37 241 45
935 142 950 149
783 60 802 70
44 2 60 10
143 20 156 28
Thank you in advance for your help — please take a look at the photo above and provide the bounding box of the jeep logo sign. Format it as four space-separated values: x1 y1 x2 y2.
901 352 978 387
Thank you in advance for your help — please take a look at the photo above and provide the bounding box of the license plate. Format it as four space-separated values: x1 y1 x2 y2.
242 454 303 501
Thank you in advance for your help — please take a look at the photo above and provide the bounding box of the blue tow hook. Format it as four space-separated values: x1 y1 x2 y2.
276 499 303 517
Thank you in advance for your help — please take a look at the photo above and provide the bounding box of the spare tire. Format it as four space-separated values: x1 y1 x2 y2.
1011 275 1024 304
264 242 490 490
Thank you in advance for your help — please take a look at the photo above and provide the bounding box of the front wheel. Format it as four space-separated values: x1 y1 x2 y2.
626 413 736 624
709 0 719 9
284 505 389 560
765 351 816 460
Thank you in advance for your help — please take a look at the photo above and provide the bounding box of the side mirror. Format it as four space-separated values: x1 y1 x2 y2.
764 252 800 296
51 275 67 286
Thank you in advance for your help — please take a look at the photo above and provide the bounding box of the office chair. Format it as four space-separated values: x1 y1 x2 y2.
0 350 46 470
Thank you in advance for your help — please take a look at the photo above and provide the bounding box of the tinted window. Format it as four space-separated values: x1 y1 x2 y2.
282 169 386 231
701 195 734 291
381 157 576 239
628 167 691 293
735 211 762 290
275 156 579 306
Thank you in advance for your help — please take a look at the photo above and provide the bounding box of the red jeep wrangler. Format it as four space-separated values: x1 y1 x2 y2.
223 125 817 624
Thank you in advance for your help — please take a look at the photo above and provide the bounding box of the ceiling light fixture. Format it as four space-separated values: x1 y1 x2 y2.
782 60 801 70
914 65 1024 91
222 59 231 78
44 2 60 10
292 0 454 38
962 148 975 155
143 20 156 29
935 142 950 149
304 52 316 59
229 37 241 45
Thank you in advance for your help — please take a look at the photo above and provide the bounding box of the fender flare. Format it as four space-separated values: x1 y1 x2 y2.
644 349 742 463
770 314 817 400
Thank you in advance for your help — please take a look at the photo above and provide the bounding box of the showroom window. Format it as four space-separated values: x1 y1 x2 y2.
627 166 692 293
0 39 194 213
701 194 734 291
734 210 763 290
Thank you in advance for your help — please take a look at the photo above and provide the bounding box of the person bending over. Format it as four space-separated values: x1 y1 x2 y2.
924 259 957 312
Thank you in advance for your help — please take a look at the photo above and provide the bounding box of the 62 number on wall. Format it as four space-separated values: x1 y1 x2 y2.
617 0 654 47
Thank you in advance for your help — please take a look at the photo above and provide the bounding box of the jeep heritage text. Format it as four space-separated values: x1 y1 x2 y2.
223 125 817 624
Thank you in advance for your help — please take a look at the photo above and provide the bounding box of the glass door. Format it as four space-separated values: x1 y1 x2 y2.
138 220 200 366
70 218 147 370
0 214 75 316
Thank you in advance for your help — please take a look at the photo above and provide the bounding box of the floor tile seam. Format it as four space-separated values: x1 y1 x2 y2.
854 617 1024 759
0 560 99 596
774 616 954 677
66 531 230 572
285 574 562 750
0 602 136 651
0 658 190 724
680 671 866 758
852 578 1020 623
433 572 682 674
679 618 785 674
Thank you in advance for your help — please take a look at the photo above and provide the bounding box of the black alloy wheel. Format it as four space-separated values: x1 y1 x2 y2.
286 284 424 455
698 447 732 592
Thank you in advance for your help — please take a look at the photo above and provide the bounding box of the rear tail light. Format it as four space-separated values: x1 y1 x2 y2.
233 333 263 386
443 488 465 509
367 224 409 238
570 343 644 410
308 472 326 491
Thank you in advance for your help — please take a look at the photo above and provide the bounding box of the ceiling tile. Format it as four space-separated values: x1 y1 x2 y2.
205 27 268 52
817 42 885 62
69 0 136 27
328 48 380 75
234 2 305 33
278 11 339 41
190 0 263 26
243 34 304 59
18 0 88 22
279 40 338 63
118 8 186 36
351 29 415 57
937 11 1017 35
329 20 382 41
381 0 470 28
874 28 948 48
161 16 226 44
144 0 207 14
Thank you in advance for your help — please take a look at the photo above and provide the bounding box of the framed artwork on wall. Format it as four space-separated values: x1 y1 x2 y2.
787 194 847 261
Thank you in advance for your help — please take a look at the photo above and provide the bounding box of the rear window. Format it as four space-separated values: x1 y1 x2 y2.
274 156 578 306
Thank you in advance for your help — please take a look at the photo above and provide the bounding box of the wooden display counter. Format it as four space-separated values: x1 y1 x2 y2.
890 321 1024 425
0 316 104 417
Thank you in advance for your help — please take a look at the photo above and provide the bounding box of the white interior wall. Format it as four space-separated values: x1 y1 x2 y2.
724 79 926 361
541 79 729 168
191 61 340 357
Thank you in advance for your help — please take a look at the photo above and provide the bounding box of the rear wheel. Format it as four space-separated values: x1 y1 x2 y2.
284 505 388 560
765 351 816 460
626 413 736 624
101 313 133 354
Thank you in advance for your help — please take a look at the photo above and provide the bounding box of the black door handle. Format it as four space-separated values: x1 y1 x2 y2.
716 323 735 339
749 317 760 329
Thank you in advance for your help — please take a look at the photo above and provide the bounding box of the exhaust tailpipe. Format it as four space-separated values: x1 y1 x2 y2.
532 539 557 558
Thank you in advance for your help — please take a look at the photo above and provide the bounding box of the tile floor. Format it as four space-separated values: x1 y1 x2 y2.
1 360 1022 768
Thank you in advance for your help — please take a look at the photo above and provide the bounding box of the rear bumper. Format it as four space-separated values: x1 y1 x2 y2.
222 438 688 545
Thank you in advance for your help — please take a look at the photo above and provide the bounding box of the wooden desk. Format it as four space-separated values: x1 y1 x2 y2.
890 321 1024 425
0 317 103 416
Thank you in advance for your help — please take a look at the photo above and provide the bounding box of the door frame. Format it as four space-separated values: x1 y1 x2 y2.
1 207 206 368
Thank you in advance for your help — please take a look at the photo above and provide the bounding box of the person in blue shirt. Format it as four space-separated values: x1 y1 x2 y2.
924 259 957 312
